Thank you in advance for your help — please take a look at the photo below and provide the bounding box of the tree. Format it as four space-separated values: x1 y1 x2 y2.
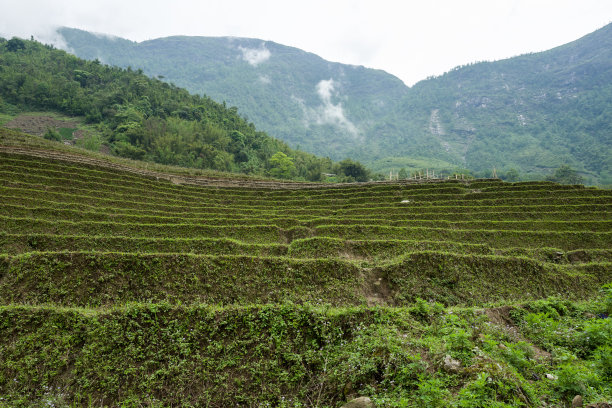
503 168 520 182
337 159 369 182
398 168 408 180
268 152 297 179
6 37 25 52
546 165 584 185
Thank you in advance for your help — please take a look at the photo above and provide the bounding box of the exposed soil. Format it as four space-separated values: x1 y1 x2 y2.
364 268 391 306
483 306 551 360
4 115 81 140
567 250 590 263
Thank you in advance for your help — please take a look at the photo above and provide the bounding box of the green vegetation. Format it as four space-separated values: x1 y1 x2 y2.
0 37 368 182
0 130 610 406
57 24 612 184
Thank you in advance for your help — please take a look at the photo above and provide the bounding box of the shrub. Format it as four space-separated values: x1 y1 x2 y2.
43 127 61 142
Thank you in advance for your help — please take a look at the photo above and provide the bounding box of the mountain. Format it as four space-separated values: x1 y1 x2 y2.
58 25 612 184
58 28 407 158
0 37 349 181
380 23 612 184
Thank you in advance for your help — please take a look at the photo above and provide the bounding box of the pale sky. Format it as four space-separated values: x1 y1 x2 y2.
1 0 611 85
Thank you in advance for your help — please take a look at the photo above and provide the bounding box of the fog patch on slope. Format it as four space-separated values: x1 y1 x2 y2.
310 79 359 136
238 44 271 66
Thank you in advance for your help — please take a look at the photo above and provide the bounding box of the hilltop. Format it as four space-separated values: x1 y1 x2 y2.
1 128 611 406
58 24 612 184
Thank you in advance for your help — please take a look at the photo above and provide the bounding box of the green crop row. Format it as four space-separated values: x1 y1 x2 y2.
1 162 484 200
0 252 364 307
313 225 612 250
4 215 611 247
4 192 609 219
5 173 607 209
481 184 595 193
4 299 610 407
0 233 288 257
1 217 299 243
2 167 609 207
2 155 489 197
288 238 612 265
5 233 609 267
383 252 610 305
308 219 612 232
5 153 539 196
0 251 607 308
2 183 609 215
2 206 609 232
287 237 494 260
2 203 609 225
496 247 612 264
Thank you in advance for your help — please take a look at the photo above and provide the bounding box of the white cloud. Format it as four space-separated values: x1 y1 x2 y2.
36 28 72 51
91 31 120 41
258 75 271 84
238 44 271 66
310 79 359 137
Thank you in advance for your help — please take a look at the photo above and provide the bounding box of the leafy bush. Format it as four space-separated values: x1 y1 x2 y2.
43 127 61 142
555 363 601 401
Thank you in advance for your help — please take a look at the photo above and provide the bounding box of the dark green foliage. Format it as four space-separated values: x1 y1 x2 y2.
337 158 370 182
546 165 585 185
268 151 297 179
0 38 353 181
43 127 61 142
6 37 25 52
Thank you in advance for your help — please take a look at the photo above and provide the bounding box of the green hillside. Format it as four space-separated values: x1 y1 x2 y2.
1 129 611 406
380 23 612 185
57 28 408 164
0 37 355 182
58 24 612 185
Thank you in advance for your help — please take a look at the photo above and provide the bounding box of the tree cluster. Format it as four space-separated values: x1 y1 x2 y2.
0 38 371 182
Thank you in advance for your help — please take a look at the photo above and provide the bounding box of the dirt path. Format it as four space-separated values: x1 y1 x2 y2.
482 306 551 361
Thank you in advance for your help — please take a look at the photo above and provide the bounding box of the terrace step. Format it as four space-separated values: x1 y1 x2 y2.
0 251 607 308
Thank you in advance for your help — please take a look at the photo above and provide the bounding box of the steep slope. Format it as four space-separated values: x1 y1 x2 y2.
380 23 612 184
58 27 409 160
0 37 339 181
59 25 612 184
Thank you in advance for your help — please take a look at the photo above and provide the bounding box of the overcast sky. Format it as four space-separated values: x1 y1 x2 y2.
1 0 611 86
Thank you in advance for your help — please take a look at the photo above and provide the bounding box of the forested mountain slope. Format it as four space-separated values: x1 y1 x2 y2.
57 27 408 162
0 37 347 181
58 24 612 184
380 23 612 184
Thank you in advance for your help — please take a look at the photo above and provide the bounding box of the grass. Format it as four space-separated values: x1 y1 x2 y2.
0 112 15 126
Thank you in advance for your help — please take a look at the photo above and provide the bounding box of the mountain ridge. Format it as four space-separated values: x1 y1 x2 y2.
58 25 612 184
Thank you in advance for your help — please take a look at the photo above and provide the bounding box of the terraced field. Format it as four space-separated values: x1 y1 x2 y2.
1 131 611 407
